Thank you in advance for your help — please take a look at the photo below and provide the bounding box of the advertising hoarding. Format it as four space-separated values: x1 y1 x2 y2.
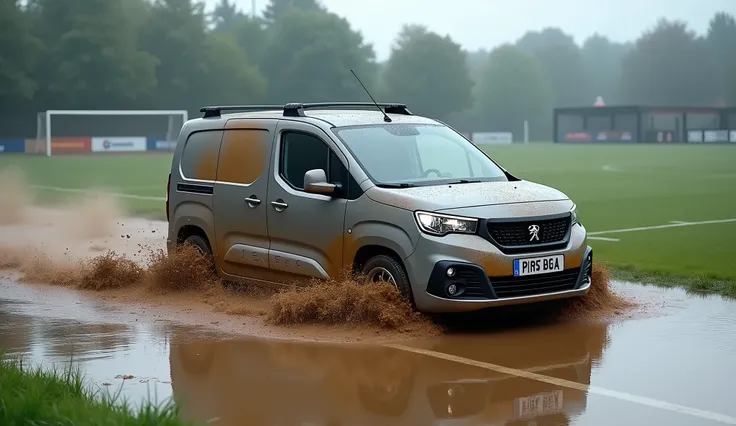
51 137 92 154
146 138 177 151
472 132 513 145
91 137 147 152
703 130 729 143
0 139 25 153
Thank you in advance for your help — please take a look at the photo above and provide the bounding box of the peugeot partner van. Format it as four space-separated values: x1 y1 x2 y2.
166 103 592 313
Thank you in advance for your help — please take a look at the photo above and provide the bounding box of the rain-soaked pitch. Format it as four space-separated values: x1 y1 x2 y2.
2 277 735 426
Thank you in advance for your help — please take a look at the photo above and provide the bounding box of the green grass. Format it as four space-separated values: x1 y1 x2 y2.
0 154 171 219
486 143 736 296
0 144 734 296
0 354 190 426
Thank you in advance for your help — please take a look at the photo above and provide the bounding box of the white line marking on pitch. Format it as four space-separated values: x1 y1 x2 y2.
601 165 623 172
387 344 736 424
31 185 165 201
588 236 620 242
589 218 736 236
670 221 690 224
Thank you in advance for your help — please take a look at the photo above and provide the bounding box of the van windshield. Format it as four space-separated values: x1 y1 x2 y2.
333 123 508 187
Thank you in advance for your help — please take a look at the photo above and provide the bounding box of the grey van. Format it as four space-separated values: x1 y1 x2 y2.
166 103 593 313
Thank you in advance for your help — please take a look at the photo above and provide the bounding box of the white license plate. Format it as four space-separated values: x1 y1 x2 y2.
513 255 564 277
515 390 564 418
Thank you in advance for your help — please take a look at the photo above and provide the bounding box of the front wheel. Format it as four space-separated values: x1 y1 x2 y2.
361 255 415 306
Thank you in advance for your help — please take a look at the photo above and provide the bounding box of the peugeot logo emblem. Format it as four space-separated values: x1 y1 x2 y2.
528 224 540 242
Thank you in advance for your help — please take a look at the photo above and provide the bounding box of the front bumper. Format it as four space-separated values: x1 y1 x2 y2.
404 224 592 313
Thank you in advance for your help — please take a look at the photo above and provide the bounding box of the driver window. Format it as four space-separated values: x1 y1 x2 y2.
417 134 470 178
281 132 344 190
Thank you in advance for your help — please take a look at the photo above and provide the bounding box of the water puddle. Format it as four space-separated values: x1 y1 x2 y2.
1 280 735 425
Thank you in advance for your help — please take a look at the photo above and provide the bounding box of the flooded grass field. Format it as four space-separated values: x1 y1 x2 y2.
1 146 735 425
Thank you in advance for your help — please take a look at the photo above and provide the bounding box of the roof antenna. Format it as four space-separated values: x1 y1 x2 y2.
351 69 391 122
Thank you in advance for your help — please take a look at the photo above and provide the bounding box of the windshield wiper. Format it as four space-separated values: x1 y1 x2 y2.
375 182 417 188
447 179 481 184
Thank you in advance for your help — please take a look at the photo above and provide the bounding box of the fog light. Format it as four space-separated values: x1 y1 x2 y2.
447 283 458 295
447 267 456 277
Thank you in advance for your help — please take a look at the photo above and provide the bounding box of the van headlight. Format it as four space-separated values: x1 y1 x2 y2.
570 204 579 225
415 211 478 236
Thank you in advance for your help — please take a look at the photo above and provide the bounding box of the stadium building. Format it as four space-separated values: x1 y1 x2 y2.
553 105 736 143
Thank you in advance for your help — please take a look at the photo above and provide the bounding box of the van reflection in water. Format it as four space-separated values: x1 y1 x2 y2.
169 322 609 425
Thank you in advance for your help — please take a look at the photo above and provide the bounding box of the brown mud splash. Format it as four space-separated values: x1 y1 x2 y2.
0 242 628 332
145 246 218 292
559 262 631 319
267 271 427 330
76 251 144 290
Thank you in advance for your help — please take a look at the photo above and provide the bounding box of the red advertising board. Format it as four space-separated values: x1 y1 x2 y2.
50 137 92 154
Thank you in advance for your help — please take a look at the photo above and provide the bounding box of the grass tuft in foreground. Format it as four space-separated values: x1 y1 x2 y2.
0 354 190 426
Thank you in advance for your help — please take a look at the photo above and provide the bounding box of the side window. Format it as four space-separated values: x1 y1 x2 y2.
416 134 471 178
280 131 361 199
180 130 223 181
217 129 270 185
281 132 329 189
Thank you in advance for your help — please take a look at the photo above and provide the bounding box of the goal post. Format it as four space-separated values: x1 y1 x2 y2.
36 110 189 156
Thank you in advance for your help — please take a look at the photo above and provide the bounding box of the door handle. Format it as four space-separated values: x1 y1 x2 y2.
245 196 261 208
271 199 288 212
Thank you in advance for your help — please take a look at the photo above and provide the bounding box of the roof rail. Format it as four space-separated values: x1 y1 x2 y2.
200 102 412 119
199 105 283 119
283 102 411 117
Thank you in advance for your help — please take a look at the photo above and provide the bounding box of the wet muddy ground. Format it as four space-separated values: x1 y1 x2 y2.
1 199 735 425
2 277 736 426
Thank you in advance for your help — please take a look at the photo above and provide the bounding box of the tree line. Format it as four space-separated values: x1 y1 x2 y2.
1 0 735 139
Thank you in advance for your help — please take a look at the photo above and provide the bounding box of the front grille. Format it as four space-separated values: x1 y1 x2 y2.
490 267 580 298
487 216 571 247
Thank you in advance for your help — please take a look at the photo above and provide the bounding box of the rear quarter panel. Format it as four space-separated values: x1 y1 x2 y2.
167 118 225 255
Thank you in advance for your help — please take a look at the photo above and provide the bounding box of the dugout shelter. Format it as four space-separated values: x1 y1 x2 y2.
553 105 736 143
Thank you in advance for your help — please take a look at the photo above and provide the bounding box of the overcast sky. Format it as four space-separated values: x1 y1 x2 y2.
213 0 735 61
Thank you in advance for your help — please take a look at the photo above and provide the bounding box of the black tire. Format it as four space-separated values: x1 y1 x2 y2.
182 234 216 275
361 254 415 307
183 234 212 257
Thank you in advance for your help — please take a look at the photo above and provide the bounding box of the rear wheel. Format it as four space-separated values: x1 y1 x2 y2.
182 234 211 257
361 255 415 306
182 234 215 274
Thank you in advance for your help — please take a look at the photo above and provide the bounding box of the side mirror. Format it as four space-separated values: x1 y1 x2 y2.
304 169 336 195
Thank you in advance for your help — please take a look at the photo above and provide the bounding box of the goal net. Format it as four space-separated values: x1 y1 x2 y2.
34 110 188 156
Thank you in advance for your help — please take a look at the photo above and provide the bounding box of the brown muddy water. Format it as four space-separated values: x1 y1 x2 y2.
2 277 736 426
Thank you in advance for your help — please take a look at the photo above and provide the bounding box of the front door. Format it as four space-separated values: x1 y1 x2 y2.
266 121 349 280
213 119 277 279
